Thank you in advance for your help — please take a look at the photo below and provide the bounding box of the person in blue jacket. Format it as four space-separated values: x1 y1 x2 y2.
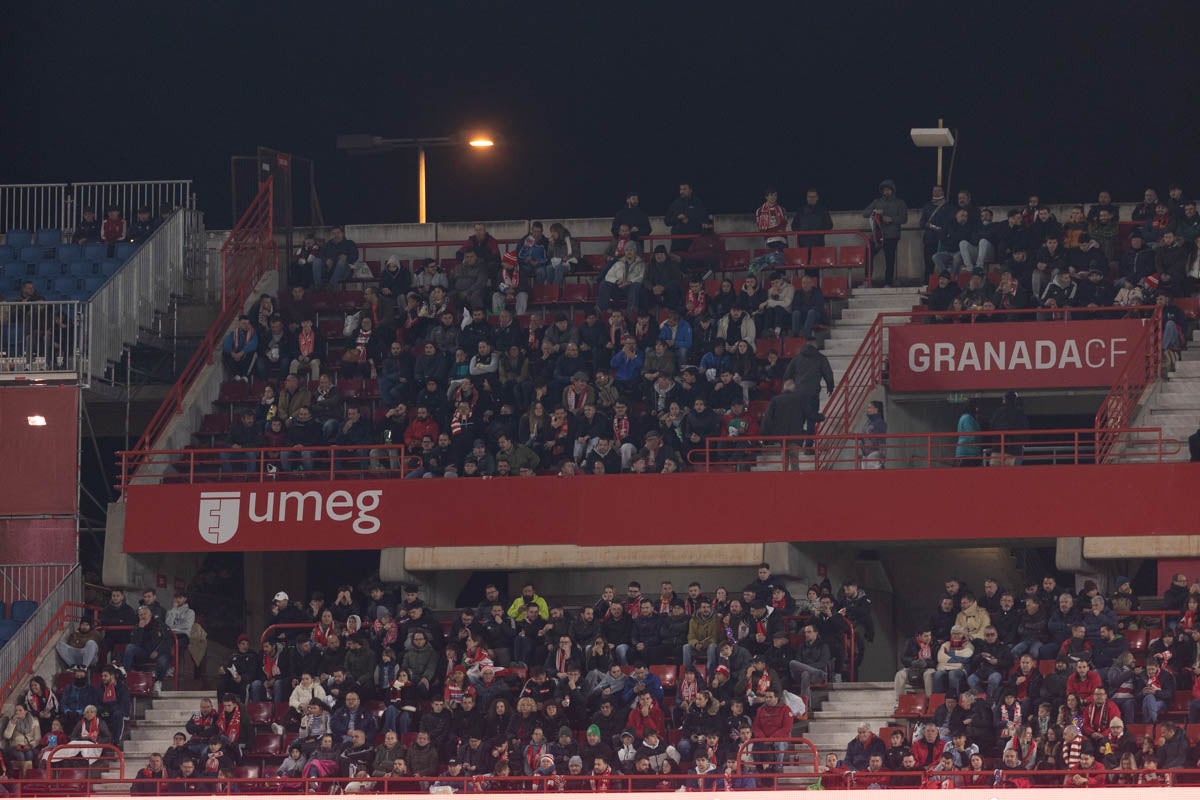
222 315 258 381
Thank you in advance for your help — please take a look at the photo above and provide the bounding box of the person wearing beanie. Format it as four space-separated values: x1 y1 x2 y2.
862 179 909 286
578 723 614 771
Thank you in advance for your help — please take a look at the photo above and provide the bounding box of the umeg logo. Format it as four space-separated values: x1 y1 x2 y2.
198 491 241 544
197 489 383 541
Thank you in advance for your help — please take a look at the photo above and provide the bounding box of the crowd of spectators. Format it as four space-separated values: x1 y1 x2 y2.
866 572 1200 787
0 565 878 791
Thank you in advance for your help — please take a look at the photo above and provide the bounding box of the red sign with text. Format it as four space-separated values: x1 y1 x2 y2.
887 318 1150 391
122 463 1199 554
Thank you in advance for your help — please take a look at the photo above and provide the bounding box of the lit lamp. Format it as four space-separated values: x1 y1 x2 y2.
337 131 498 223
909 121 956 187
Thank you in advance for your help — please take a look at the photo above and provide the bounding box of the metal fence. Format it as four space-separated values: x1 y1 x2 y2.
0 181 195 239
0 565 80 704
87 207 205 383
71 180 195 238
0 184 69 235
0 301 88 383
0 564 77 608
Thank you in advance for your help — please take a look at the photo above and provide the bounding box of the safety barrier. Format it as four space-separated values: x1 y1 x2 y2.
123 181 274 474
1096 308 1164 462
0 181 195 238
0 184 69 235
690 427 1180 472
41 742 126 776
0 301 88 383
0 570 82 708
87 207 206 383
120 443 413 488
0 564 77 609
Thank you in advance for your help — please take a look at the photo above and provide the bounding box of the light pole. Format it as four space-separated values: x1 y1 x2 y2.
337 133 495 224
909 120 956 189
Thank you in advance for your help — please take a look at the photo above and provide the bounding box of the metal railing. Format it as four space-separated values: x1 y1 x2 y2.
120 182 274 473
221 178 276 310
0 301 88 383
0 184 69 235
0 566 81 706
691 427 1180 471
815 304 1163 471
0 564 77 608
86 207 205 383
120 443 412 488
1 181 195 239
1096 310 1164 462
70 180 195 238
351 228 876 283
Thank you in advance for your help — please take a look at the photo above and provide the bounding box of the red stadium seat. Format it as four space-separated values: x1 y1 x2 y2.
561 283 592 304
782 248 808 267
650 664 677 690
821 275 849 299
1124 629 1148 657
721 252 750 271
318 317 344 338
217 380 250 405
928 693 946 711
582 254 606 270
1126 723 1154 744
339 378 363 400
893 693 927 720
246 701 274 728
532 285 560 304
838 245 868 268
780 338 808 358
196 413 230 437
246 733 284 759
809 247 836 268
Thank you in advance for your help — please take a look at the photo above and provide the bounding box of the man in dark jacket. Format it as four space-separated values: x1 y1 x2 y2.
774 344 834 449
1154 230 1189 296
665 183 708 253
790 274 827 339
792 189 834 249
918 187 954 276
611 192 652 241
316 226 359 287
966 626 1012 701
791 624 831 698
124 606 172 689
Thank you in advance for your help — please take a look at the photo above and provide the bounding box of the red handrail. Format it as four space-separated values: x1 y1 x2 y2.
0 601 96 705
733 736 820 774
42 742 126 778
118 443 412 489
1095 306 1163 461
691 427 1179 472
125 179 276 483
816 304 1162 471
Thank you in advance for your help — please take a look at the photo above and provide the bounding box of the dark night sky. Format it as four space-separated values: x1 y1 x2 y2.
3 1 1198 229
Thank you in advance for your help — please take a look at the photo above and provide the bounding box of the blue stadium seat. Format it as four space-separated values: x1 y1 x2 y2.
67 290 90 301
115 242 137 260
19 246 41 262
11 600 38 622
4 230 33 250
82 243 106 261
0 245 14 264
36 228 62 246
52 276 78 297
0 618 20 647
82 276 105 295
56 244 81 263
101 259 121 277
37 261 62 278
68 261 90 277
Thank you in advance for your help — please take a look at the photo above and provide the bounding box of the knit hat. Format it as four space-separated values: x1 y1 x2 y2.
569 756 583 768
715 665 730 677
559 725 573 738
586 724 601 737
1116 576 1130 589
237 633 250 645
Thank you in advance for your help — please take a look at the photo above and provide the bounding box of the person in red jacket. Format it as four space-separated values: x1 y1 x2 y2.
911 722 945 768
755 188 788 250
1080 686 1121 745
403 405 440 449
1065 747 1105 787
624 692 665 740
1065 660 1102 699
751 688 794 771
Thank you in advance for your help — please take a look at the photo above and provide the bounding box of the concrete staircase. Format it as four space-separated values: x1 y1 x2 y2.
98 690 212 790
1129 329 1200 461
803 682 897 762
822 287 924 388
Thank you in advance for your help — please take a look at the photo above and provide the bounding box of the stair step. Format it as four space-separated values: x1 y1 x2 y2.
826 681 896 691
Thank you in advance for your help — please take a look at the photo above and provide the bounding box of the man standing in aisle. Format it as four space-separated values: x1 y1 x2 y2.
863 180 909 286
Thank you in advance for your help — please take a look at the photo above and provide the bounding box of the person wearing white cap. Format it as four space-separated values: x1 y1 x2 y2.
270 591 306 633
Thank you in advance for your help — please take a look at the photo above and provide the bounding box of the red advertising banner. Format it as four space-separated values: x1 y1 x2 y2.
887 318 1150 392
123 462 1200 553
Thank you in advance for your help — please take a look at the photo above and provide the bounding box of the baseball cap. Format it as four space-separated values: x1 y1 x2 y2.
273 591 289 603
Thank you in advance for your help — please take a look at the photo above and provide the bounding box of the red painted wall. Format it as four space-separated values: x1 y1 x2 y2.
0 386 78 516
124 462 1200 553
0 519 76 564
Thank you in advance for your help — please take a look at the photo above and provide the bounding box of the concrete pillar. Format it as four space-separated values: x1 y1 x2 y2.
245 551 307 640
